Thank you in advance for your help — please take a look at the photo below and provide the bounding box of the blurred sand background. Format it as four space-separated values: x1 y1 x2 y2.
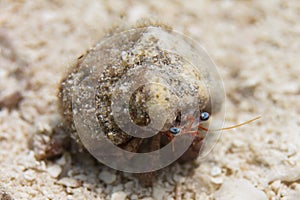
1 0 300 199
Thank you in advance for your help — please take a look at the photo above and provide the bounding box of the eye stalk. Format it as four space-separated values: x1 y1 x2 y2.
200 112 210 121
169 127 181 135
169 112 210 135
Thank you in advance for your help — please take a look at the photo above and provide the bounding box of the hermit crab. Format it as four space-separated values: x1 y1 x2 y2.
31 23 258 185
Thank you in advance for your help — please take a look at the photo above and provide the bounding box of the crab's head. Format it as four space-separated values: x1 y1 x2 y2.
168 111 210 136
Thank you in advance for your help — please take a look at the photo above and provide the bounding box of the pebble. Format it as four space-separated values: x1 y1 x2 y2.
232 140 245 148
111 191 127 200
18 151 41 170
98 170 117 184
211 177 224 185
24 169 35 181
153 185 167 200
270 180 281 193
56 154 67 165
124 181 134 190
47 164 62 178
56 177 82 188
211 166 222 176
214 179 267 200
130 194 138 200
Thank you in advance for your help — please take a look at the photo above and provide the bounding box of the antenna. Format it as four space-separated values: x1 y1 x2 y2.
198 116 261 132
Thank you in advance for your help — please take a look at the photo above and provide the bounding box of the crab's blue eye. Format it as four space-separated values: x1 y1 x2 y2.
169 127 180 135
200 112 210 121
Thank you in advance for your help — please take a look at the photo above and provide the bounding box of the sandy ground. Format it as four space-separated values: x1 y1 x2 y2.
1 0 300 199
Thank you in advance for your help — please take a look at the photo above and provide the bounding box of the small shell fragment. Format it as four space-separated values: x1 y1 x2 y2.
211 166 222 176
211 177 224 185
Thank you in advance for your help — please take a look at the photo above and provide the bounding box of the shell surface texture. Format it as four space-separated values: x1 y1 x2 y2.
58 24 225 174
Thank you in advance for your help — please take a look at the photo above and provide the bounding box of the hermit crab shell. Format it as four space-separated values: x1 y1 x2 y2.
60 25 225 173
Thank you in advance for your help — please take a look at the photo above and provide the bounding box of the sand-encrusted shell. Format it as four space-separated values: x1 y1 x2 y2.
59 25 225 169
